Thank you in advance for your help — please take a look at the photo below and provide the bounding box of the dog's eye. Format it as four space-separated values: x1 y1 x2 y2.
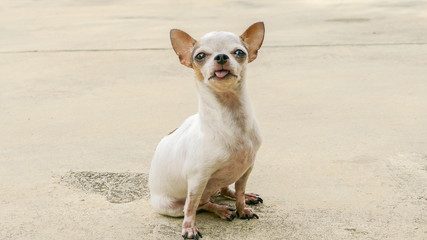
195 52 206 61
234 49 246 58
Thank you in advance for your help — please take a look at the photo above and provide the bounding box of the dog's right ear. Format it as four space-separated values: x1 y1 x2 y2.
241 22 265 63
170 29 196 68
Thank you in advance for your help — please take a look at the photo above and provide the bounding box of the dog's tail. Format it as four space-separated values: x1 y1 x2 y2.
150 194 185 217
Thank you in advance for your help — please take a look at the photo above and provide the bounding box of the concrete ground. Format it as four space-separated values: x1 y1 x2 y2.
1 0 426 239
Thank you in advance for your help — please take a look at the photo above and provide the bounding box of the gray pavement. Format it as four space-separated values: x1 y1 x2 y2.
1 0 427 239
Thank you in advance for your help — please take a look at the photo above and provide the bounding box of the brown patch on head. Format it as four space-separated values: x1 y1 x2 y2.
192 61 204 82
240 22 265 63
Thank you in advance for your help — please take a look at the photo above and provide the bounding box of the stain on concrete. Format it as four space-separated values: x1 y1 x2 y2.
60 171 149 203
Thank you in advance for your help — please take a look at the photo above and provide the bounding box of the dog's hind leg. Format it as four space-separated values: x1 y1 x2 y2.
220 186 263 205
198 201 237 221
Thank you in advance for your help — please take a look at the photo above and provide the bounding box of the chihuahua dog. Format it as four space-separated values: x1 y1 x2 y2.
148 22 265 239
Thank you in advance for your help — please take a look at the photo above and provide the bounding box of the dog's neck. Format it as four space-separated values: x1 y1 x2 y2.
196 78 256 138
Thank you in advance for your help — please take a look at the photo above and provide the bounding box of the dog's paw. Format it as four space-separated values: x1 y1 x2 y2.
236 207 259 220
217 206 237 221
182 226 202 239
245 193 263 205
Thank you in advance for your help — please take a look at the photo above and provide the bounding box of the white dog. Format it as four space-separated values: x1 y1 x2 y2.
149 22 265 239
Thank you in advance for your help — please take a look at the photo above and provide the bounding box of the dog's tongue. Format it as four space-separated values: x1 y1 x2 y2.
215 70 229 78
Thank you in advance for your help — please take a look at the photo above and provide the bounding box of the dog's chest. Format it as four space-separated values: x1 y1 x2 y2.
209 137 258 185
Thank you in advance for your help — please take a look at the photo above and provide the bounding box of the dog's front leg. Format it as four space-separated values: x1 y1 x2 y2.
182 175 207 239
235 166 259 220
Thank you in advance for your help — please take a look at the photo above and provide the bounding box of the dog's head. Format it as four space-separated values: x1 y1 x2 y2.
170 22 264 91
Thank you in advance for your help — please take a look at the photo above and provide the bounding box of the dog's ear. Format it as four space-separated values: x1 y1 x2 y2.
240 22 265 63
170 29 196 68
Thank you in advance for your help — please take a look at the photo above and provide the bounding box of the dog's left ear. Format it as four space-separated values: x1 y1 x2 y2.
170 29 196 68
241 22 265 63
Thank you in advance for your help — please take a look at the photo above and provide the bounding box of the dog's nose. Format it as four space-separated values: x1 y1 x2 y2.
214 54 229 65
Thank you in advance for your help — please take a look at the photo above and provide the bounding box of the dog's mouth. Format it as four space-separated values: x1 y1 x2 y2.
209 70 237 80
